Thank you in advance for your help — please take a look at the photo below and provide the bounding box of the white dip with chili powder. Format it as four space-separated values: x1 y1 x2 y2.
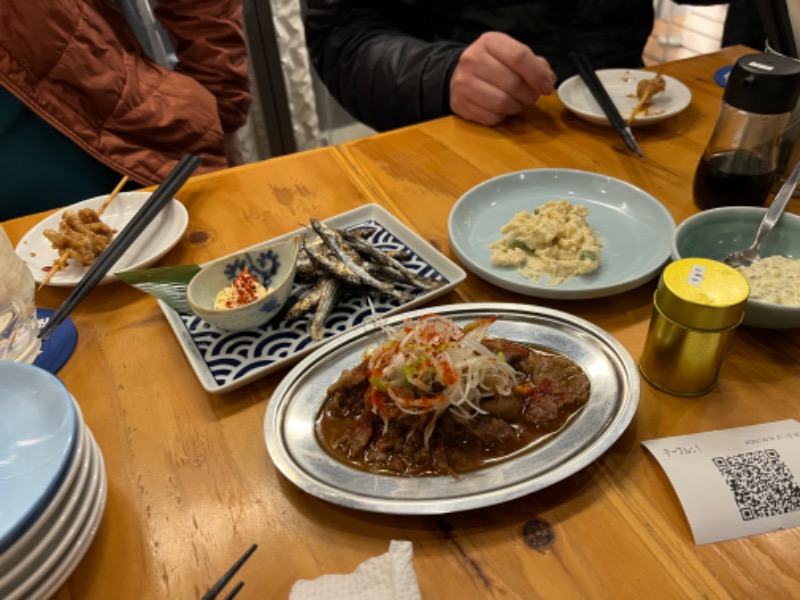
736 255 800 305
489 200 602 286
214 267 270 310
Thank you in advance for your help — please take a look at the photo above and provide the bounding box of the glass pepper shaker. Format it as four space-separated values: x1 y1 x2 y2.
693 52 800 210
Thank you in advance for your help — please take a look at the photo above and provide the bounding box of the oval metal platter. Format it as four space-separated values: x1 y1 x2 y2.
264 303 639 514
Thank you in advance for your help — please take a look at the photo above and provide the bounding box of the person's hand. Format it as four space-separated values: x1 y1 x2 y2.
449 32 557 126
223 130 245 167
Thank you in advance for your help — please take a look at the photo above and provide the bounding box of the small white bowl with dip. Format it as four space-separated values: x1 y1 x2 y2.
672 206 800 329
187 235 300 331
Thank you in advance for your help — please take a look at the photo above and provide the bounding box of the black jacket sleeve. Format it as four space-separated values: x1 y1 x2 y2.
304 1 465 132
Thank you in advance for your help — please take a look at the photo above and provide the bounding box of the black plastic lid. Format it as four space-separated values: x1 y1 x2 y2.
724 53 800 114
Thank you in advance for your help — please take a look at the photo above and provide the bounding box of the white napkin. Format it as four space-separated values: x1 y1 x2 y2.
288 540 421 600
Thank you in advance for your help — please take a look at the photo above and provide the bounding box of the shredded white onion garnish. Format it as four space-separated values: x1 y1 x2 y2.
364 314 518 444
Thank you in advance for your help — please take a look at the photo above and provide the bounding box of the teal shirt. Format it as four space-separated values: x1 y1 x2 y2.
0 86 136 221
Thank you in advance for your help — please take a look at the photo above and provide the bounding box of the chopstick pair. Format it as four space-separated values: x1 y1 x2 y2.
201 544 258 600
568 51 644 157
38 154 201 341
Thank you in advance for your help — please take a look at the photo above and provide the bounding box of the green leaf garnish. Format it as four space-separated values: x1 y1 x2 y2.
116 264 201 315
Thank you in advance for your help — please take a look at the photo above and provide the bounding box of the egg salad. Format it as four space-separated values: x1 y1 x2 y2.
489 200 602 286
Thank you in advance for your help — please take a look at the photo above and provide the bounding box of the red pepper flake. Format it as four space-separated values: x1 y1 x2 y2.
227 267 262 308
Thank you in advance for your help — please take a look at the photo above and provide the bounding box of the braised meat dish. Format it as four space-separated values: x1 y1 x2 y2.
315 314 591 476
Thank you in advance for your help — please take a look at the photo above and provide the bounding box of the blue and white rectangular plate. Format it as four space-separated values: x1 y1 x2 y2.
158 204 466 394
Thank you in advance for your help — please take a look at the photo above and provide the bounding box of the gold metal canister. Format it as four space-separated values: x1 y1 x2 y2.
639 258 750 396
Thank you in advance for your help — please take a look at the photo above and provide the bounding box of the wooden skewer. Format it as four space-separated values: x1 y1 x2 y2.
39 252 72 290
627 94 650 126
39 175 129 289
97 175 129 217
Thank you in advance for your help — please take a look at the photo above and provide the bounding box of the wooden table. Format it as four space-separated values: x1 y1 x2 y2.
4 46 799 599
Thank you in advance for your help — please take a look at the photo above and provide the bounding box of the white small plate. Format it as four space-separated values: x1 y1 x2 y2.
0 363 78 553
0 396 87 573
558 68 692 126
0 426 106 599
31 446 106 600
15 191 188 287
448 169 675 299
0 424 98 593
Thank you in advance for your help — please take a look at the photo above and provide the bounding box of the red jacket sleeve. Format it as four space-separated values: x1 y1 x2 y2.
155 0 252 132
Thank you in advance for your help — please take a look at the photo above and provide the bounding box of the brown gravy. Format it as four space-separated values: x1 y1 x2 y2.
315 338 591 477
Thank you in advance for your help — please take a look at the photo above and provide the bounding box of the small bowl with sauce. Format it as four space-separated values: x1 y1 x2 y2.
671 206 800 329
187 235 300 331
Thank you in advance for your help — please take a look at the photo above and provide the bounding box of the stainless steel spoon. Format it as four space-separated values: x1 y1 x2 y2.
723 159 800 269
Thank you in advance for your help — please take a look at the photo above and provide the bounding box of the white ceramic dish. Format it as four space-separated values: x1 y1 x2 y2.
30 451 106 600
448 169 675 299
15 191 188 287
0 363 78 552
187 235 301 331
558 68 692 126
0 397 87 572
4 429 106 600
159 203 467 394
0 424 100 595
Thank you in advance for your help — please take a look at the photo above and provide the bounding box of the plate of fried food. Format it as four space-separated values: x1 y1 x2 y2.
15 191 188 287
159 203 466 394
557 68 692 126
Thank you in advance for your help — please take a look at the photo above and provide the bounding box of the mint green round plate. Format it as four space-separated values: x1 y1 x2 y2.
448 169 675 299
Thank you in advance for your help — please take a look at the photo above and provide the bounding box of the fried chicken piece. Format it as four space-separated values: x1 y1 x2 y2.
636 74 666 101
43 208 114 266
628 74 666 124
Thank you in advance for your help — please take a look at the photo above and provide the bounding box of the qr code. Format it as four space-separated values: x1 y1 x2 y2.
713 450 800 521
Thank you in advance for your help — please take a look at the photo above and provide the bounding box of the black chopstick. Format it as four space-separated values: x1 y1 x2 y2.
38 154 201 341
201 544 258 600
221 582 244 600
757 0 795 56
568 51 644 157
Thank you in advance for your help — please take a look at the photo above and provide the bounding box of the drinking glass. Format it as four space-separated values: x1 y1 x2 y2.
0 224 40 362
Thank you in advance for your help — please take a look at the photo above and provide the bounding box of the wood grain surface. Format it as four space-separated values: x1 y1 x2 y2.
4 47 798 599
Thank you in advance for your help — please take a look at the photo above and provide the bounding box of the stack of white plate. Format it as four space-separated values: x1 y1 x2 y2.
0 362 107 600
